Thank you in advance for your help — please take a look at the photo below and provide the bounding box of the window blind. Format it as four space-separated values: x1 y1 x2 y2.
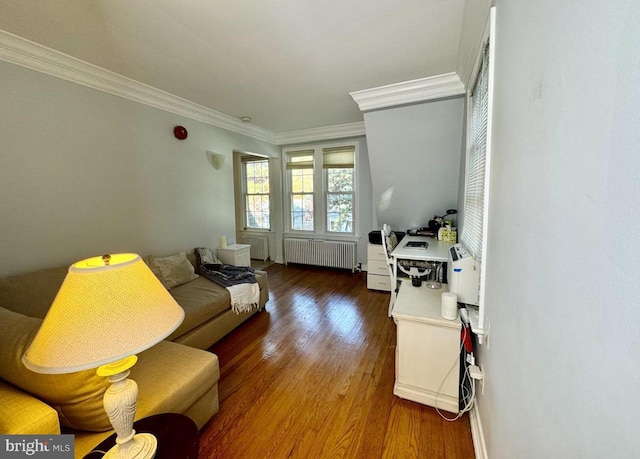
322 146 355 169
285 150 315 170
461 41 490 260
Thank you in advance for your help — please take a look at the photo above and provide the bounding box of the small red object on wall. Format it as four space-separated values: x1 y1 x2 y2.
173 126 188 140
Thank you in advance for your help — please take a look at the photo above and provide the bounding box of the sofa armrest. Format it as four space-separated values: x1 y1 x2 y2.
255 270 270 307
0 380 60 435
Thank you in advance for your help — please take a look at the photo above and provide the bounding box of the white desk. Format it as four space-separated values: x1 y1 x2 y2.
392 280 460 413
391 236 453 283
391 235 453 262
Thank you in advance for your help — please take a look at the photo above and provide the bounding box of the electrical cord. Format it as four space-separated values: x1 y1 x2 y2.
434 322 476 421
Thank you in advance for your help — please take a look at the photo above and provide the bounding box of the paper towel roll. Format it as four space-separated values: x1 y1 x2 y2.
220 235 227 248
441 292 458 320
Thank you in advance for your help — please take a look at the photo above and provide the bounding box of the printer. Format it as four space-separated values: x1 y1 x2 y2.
447 243 480 305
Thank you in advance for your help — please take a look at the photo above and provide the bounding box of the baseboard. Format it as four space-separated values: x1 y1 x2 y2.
393 382 458 414
469 404 488 459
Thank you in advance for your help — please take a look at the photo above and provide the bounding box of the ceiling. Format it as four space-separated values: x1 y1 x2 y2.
0 0 467 135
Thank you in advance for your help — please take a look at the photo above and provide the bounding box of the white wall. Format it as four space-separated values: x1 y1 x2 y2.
364 98 464 233
456 0 493 89
475 1 640 457
0 60 279 275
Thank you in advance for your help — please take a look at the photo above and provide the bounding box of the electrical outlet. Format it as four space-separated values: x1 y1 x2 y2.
469 364 486 396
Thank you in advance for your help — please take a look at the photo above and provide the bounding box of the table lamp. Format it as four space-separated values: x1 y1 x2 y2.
22 253 185 459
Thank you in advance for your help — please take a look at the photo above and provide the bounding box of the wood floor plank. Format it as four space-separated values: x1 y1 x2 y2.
198 263 475 459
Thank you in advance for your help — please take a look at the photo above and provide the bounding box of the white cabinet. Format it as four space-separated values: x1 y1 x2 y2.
392 281 461 413
217 244 251 267
367 243 391 291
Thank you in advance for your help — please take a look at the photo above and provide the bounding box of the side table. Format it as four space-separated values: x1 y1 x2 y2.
83 413 198 459
218 243 251 267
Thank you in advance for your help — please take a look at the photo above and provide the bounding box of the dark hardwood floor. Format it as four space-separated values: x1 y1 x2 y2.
198 263 475 459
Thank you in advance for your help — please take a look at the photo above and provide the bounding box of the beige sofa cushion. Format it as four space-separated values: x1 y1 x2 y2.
167 276 231 340
0 307 111 432
131 340 219 418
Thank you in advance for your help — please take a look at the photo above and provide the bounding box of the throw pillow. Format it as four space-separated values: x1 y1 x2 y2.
194 247 221 266
0 307 111 432
151 252 199 289
144 255 164 283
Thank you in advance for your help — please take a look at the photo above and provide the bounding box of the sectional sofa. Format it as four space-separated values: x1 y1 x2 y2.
0 250 269 458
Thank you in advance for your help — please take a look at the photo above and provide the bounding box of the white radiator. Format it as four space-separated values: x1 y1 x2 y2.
285 238 356 272
241 236 269 261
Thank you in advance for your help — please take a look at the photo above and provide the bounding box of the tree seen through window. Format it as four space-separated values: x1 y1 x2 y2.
326 168 353 232
244 159 270 229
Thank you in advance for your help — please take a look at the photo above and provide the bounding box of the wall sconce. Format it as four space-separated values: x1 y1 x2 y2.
206 151 225 170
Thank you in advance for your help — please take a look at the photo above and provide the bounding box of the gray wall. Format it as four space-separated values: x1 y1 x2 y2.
476 1 640 457
354 137 373 265
0 60 279 275
364 97 464 233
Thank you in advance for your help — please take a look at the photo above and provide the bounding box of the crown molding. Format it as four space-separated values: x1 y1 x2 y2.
275 121 366 145
0 29 276 144
349 72 465 112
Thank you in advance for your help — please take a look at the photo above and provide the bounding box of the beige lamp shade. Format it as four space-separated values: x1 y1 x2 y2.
23 253 184 374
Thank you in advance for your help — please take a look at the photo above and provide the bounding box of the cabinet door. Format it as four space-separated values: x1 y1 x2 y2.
218 247 251 266
367 274 391 291
236 249 251 267
367 244 386 261
368 259 389 277
396 319 460 408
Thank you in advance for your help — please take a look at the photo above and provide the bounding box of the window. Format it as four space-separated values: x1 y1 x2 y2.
285 143 357 236
243 158 270 230
459 6 495 340
461 39 492 261
286 150 315 231
323 146 354 233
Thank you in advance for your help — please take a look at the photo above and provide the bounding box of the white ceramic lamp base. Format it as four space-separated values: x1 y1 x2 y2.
103 433 157 459
98 357 157 459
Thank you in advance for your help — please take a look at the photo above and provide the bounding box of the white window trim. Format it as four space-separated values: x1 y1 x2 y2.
477 8 496 340
241 156 272 231
283 141 359 239
286 150 316 233
461 7 495 341
324 168 355 235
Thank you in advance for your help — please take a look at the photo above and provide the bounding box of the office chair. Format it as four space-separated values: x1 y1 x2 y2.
381 224 399 316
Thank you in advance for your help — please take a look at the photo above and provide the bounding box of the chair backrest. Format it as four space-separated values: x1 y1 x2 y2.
381 224 398 263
